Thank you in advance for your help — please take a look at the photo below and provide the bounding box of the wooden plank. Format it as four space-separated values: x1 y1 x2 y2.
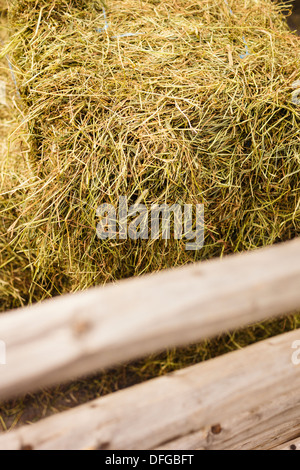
0 239 300 400
155 390 300 450
0 329 300 450
272 437 300 450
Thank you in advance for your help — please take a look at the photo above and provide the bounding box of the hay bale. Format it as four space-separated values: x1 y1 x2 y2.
1 0 300 429
0 6 34 312
3 0 300 302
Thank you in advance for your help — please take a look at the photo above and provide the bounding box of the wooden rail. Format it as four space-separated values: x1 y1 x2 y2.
274 437 300 451
0 238 300 450
0 238 300 401
0 329 300 450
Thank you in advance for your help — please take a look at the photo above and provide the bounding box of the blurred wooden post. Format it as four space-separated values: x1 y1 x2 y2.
0 238 300 400
0 329 300 450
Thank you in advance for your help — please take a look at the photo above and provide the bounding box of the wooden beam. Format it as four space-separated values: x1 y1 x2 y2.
0 329 300 450
156 390 300 450
0 239 300 400
273 438 300 450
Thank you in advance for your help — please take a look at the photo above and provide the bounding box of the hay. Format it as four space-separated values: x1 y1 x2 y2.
0 0 300 427
0 5 34 312
2 0 299 305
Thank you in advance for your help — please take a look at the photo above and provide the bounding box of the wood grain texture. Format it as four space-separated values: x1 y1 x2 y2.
273 438 300 450
0 238 300 401
0 329 300 450
156 390 300 450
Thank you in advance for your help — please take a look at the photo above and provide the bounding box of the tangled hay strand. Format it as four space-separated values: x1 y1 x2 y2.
3 0 300 305
0 5 35 312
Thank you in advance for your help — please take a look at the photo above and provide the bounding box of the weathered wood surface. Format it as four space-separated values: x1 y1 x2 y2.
0 329 300 450
0 238 300 401
156 389 300 450
273 438 300 450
